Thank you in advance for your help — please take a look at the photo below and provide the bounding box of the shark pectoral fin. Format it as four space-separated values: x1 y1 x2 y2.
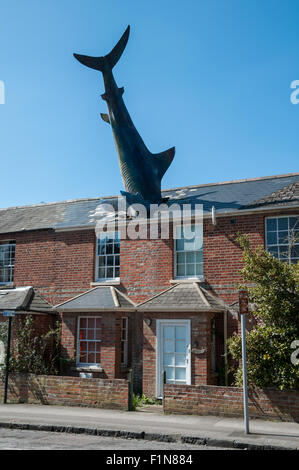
118 87 124 95
100 113 110 124
153 147 175 180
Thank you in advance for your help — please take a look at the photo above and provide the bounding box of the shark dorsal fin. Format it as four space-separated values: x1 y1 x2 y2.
152 147 175 180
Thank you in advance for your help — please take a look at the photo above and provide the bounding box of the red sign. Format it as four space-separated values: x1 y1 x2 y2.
239 290 249 315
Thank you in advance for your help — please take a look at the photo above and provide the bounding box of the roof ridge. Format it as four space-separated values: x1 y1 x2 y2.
193 282 211 307
162 172 299 193
135 284 176 307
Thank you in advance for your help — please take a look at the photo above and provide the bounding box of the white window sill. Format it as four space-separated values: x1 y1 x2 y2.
72 366 103 372
91 278 120 287
170 277 205 284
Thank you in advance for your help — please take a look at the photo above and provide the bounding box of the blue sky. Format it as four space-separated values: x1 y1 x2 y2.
0 0 298 207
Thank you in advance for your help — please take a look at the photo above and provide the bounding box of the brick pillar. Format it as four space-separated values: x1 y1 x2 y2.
192 313 212 385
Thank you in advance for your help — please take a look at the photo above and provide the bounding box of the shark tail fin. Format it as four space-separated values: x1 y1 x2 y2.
153 147 175 180
73 26 130 72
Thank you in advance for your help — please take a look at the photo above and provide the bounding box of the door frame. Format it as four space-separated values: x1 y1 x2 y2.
156 319 191 398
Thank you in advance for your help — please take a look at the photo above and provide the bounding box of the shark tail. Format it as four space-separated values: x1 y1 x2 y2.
73 26 130 72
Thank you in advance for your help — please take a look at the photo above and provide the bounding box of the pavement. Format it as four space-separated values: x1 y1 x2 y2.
0 403 298 450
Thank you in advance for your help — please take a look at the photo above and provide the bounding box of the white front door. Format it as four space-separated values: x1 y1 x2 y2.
156 320 191 398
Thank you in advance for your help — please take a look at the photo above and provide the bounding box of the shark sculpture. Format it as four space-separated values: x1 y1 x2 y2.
74 26 175 204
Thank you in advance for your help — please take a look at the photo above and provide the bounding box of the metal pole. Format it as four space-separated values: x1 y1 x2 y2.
241 313 249 434
128 368 134 411
4 317 12 404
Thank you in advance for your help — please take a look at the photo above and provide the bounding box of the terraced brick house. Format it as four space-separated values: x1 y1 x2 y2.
0 172 298 397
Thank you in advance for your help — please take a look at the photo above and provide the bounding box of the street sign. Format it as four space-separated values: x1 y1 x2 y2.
239 289 249 315
3 310 15 317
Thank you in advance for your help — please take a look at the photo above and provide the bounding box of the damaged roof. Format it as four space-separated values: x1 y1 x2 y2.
136 283 228 312
55 286 135 311
0 287 56 314
0 173 298 234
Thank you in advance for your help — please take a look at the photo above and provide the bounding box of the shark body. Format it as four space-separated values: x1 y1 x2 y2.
74 26 175 204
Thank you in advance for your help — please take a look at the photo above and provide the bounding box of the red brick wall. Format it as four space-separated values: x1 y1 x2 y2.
164 384 299 422
0 230 95 306
60 312 127 380
142 312 214 398
0 373 129 410
0 213 266 306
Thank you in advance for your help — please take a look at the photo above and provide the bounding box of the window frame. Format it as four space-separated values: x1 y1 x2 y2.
76 316 102 369
121 317 129 367
95 231 120 282
173 224 204 280
265 215 299 264
0 241 15 285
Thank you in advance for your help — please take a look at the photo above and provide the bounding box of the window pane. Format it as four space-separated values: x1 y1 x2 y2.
98 267 105 279
175 354 186 367
278 218 288 230
269 246 278 258
175 341 185 353
175 226 203 278
278 231 288 244
165 367 175 380
164 340 175 353
195 263 203 276
107 256 114 266
80 352 87 363
175 368 186 380
289 217 299 229
176 238 185 251
175 326 186 340
177 252 185 264
87 329 95 340
279 246 288 260
267 231 277 245
186 252 195 264
88 318 95 329
106 244 113 255
291 246 299 258
267 218 277 231
96 233 120 280
163 354 175 366
177 264 185 276
88 352 95 363
106 267 113 278
98 256 105 266
164 326 174 339
95 328 101 340
186 264 195 276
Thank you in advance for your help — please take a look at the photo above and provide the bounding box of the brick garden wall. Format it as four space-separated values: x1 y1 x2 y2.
164 384 299 422
0 374 129 410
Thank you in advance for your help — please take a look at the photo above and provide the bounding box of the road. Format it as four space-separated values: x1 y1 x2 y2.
0 428 234 450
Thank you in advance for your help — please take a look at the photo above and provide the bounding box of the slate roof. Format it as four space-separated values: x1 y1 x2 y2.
0 173 298 234
245 181 299 208
0 287 56 314
137 283 228 311
56 286 135 311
